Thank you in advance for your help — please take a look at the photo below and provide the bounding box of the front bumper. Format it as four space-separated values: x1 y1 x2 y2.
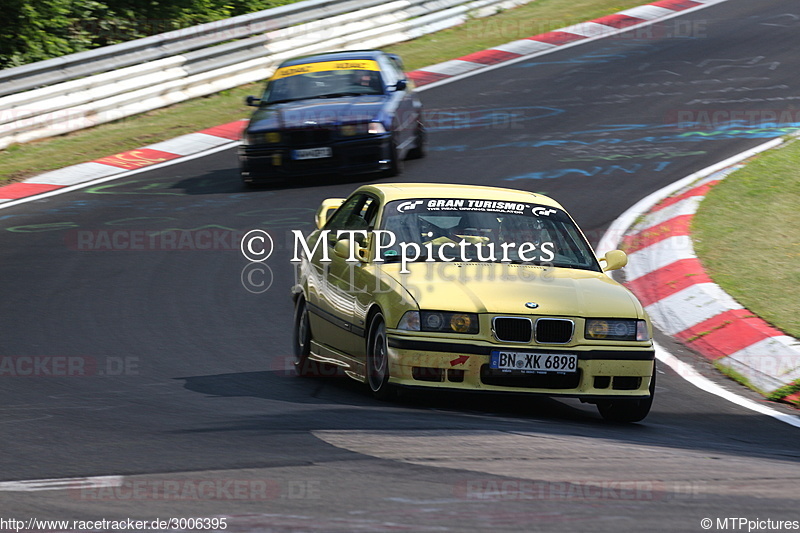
386 334 654 399
239 134 391 182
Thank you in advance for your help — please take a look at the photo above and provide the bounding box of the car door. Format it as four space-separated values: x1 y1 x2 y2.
380 54 418 154
312 193 379 356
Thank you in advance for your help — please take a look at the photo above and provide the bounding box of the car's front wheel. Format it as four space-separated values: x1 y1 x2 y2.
292 297 313 377
367 312 394 399
407 120 427 160
385 135 404 177
596 364 656 423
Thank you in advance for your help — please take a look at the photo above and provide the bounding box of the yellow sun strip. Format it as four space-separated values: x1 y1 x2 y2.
271 60 381 81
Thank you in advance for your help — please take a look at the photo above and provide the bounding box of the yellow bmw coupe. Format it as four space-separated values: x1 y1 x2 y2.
291 183 655 422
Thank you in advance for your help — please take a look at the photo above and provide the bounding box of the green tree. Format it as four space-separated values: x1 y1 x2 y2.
0 0 302 70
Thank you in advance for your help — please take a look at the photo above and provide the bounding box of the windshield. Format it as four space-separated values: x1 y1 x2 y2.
378 198 601 272
263 63 384 104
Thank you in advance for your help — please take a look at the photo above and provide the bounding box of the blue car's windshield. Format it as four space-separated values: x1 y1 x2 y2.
378 199 602 272
263 68 384 104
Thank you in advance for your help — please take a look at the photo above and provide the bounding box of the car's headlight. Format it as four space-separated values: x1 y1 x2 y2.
341 123 368 136
340 122 386 136
368 121 386 134
397 311 479 334
245 132 281 145
585 319 649 341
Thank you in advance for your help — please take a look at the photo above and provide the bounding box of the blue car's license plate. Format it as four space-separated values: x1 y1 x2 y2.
293 147 332 160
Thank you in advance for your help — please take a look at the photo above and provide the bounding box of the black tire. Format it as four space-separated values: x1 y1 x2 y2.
385 135 404 177
597 364 656 423
407 120 427 160
292 297 313 377
366 313 394 400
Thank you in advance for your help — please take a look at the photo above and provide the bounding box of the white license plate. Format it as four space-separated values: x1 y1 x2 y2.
490 351 578 373
293 147 332 160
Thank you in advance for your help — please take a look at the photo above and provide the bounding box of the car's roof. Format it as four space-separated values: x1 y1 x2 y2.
355 183 564 209
279 50 385 67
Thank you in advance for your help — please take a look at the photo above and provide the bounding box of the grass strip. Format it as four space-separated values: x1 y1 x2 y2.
692 138 800 339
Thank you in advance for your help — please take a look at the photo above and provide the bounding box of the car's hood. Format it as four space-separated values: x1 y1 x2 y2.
378 262 644 318
247 96 387 131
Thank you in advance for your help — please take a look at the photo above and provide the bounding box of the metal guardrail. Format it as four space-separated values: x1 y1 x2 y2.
0 0 532 151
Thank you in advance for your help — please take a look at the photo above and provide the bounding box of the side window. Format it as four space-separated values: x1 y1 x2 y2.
325 195 377 246
387 54 406 79
377 56 399 87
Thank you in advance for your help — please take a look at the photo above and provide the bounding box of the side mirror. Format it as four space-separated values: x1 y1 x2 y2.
394 80 407 91
334 239 368 262
245 95 261 107
600 250 628 272
314 198 346 229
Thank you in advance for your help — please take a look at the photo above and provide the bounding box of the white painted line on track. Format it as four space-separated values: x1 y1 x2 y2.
557 22 615 38
655 342 800 429
492 39 556 55
145 132 232 155
636 196 703 231
645 283 744 335
419 59 485 76
0 475 124 492
618 5 676 20
625 235 697 281
24 162 124 185
0 141 238 211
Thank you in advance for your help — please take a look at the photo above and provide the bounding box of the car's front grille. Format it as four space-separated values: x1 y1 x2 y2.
493 317 532 343
480 365 582 389
287 128 334 146
535 318 574 344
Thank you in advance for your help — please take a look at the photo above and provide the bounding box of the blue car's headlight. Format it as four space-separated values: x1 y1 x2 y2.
245 132 280 145
368 122 386 134
341 122 386 136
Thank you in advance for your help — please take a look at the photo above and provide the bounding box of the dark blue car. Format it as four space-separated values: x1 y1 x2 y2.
239 50 425 185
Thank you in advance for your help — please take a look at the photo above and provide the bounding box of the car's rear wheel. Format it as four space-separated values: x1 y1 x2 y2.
367 313 394 399
407 120 427 160
597 364 656 423
292 297 313 377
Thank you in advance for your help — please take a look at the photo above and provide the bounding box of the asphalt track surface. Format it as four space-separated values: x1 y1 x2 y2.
1 1 799 531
